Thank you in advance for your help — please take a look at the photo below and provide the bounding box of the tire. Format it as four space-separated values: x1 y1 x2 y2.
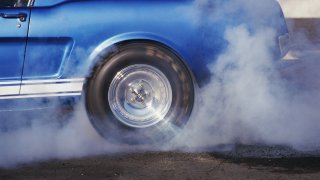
85 42 194 144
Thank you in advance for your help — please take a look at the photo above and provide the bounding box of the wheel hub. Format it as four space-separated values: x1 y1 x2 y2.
126 80 152 109
108 64 172 128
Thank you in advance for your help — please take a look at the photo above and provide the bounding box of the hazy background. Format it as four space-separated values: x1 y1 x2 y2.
279 0 320 18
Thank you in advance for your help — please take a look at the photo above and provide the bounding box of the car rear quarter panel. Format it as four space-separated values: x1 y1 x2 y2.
26 0 211 84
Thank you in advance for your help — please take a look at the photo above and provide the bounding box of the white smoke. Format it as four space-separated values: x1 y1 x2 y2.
170 24 320 151
0 103 146 168
169 0 320 151
0 104 103 167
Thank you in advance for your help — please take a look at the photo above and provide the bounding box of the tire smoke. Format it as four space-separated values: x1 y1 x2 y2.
171 24 320 151
169 0 320 151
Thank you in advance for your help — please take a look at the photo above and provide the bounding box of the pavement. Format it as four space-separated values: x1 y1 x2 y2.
1 151 320 180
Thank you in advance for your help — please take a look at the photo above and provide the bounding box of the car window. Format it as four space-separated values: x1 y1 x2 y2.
0 0 30 7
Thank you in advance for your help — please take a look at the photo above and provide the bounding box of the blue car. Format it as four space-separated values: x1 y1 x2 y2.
0 0 288 143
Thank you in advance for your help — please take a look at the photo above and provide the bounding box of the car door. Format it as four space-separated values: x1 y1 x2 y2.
0 0 31 96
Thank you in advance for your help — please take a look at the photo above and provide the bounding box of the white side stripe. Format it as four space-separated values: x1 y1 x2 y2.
0 93 82 100
22 78 85 84
0 81 21 85
0 86 20 96
0 78 84 99
20 82 83 94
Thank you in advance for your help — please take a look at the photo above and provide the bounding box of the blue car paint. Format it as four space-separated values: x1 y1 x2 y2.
23 37 74 78
26 0 203 79
0 8 30 81
0 0 288 109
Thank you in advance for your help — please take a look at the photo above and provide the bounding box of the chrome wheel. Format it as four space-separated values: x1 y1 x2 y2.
108 64 172 128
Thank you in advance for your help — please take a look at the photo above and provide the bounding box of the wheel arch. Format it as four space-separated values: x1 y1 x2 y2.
86 32 199 89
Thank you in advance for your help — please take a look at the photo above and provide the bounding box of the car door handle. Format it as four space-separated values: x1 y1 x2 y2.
0 13 27 22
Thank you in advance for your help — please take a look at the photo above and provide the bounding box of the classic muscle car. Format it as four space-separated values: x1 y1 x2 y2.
0 0 288 143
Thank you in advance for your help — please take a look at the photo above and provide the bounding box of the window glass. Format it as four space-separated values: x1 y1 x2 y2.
0 0 30 7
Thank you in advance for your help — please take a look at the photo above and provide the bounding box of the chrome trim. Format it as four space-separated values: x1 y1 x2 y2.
281 50 299 61
27 0 35 7
22 78 84 85
278 33 290 57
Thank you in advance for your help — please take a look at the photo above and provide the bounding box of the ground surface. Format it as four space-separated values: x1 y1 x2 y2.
1 151 320 180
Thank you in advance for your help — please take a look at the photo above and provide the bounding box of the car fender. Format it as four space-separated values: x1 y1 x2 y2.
88 32 190 71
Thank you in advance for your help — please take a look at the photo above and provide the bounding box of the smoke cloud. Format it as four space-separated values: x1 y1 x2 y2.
0 104 145 168
169 0 320 151
171 24 320 151
1 0 320 168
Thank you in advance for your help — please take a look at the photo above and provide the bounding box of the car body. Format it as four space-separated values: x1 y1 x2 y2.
0 0 288 143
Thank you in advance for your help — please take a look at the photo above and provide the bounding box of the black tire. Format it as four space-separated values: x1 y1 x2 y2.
85 42 194 144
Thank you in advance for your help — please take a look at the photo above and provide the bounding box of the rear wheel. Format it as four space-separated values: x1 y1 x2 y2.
85 42 194 144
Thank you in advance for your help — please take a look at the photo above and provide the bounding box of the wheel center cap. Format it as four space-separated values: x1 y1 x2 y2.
126 80 152 109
